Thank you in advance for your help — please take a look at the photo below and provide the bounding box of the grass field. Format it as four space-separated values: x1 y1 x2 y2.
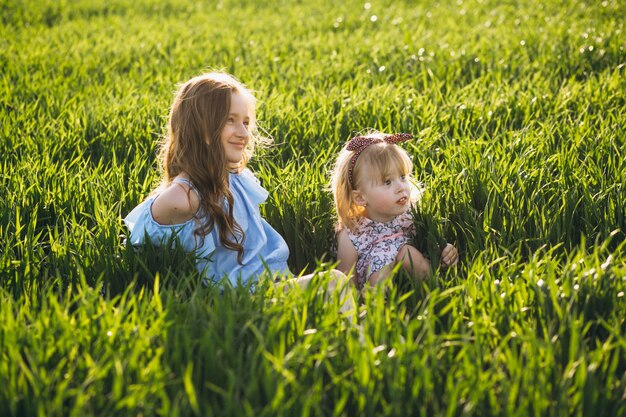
1 0 625 415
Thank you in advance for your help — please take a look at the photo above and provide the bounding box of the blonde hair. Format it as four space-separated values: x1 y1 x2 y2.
331 133 417 231
158 72 266 262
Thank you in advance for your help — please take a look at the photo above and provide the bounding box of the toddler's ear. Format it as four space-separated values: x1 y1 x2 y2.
352 190 367 207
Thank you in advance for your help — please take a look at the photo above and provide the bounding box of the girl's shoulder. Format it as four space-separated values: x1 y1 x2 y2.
233 168 261 187
230 168 269 205
151 178 201 225
350 216 372 232
336 226 350 239
338 219 369 241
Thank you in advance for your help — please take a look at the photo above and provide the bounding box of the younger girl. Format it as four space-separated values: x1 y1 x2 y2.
331 132 458 289
124 72 352 308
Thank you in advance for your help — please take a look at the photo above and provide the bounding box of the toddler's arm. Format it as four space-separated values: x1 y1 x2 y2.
336 229 359 285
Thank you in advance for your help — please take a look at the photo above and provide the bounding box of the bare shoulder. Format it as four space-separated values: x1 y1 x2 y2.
151 181 200 225
336 228 351 245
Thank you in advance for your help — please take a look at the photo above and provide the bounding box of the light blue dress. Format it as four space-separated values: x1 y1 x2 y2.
124 169 290 285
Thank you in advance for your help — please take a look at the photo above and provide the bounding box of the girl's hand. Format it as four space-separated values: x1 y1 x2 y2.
440 243 459 268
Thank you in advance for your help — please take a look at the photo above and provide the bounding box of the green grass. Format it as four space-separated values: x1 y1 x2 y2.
1 0 625 415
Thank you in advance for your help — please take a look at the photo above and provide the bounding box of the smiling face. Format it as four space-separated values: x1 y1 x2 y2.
220 91 251 170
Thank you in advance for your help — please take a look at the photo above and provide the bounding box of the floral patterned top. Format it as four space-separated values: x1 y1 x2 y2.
347 210 416 288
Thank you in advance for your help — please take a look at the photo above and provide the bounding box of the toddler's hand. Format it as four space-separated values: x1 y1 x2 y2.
440 243 458 268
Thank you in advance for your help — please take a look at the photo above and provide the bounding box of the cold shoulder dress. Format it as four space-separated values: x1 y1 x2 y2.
124 169 290 285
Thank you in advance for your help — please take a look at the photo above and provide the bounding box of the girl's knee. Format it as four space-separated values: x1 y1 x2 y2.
397 245 410 260
397 245 430 277
398 245 422 262
327 269 351 290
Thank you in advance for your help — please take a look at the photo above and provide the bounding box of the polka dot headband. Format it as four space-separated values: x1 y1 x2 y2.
346 133 413 188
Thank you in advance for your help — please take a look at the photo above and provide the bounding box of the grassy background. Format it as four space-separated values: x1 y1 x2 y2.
1 0 625 416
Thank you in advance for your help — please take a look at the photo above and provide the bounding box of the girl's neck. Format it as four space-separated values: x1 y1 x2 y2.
363 211 399 224
227 161 244 174
174 172 191 181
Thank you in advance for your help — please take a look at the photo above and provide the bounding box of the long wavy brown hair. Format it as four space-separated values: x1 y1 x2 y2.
158 72 263 263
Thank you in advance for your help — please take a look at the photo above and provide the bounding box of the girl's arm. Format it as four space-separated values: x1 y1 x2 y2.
336 228 358 285
151 182 200 225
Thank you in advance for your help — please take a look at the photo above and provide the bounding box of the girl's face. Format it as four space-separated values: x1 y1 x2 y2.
353 171 412 223
220 92 251 170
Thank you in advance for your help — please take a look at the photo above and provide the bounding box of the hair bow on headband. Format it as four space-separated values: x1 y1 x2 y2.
347 133 413 188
